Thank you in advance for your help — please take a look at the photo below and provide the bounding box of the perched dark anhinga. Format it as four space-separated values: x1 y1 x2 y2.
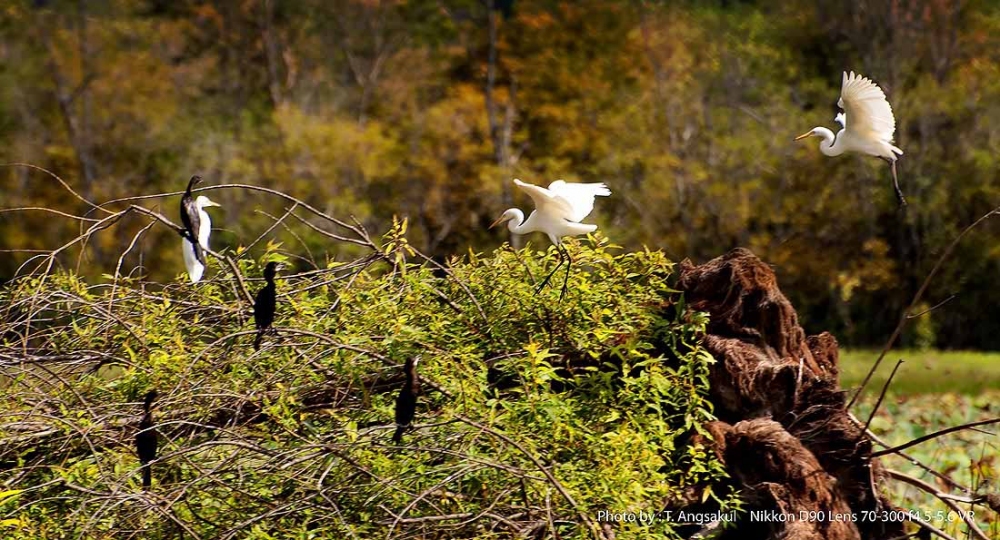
392 357 421 444
180 175 205 266
179 175 224 283
135 390 158 489
253 262 280 351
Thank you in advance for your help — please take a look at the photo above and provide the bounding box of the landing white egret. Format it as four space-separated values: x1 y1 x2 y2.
181 195 221 283
490 178 611 298
795 71 905 206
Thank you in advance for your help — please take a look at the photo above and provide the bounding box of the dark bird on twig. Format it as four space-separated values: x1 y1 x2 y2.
181 194 221 283
135 390 158 489
253 262 280 351
180 175 206 266
392 356 421 444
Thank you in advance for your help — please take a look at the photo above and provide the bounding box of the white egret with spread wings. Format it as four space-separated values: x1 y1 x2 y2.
796 71 905 206
490 178 611 298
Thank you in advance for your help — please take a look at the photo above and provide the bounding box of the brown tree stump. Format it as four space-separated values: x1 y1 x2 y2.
678 248 903 540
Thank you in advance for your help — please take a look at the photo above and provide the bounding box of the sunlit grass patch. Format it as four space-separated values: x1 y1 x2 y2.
840 349 1000 395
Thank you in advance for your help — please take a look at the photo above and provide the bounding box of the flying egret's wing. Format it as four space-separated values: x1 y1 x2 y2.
834 112 846 129
513 179 575 220
838 71 896 143
547 180 611 222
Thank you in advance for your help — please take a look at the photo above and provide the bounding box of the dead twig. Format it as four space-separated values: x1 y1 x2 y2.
862 359 904 434
871 417 1000 458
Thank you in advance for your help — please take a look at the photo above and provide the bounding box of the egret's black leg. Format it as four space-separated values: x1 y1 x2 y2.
890 159 906 207
559 245 572 301
535 245 564 294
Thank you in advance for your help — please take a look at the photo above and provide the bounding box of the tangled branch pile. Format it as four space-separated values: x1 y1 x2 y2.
678 249 998 540
0 200 733 539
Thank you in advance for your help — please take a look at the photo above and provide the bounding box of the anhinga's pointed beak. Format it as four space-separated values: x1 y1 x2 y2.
489 216 506 229
794 131 812 141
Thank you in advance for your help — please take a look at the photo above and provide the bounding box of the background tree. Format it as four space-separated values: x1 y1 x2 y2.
3 0 1000 349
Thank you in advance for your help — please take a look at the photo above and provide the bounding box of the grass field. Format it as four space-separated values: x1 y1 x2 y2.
843 350 999 537
840 349 1000 395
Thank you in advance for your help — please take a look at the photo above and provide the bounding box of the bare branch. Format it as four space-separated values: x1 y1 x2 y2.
871 417 1000 458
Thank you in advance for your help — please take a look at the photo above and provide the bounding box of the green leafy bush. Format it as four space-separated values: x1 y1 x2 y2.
0 236 735 539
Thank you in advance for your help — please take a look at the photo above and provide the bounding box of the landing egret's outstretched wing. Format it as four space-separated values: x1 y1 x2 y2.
547 180 611 222
838 71 896 143
513 179 575 220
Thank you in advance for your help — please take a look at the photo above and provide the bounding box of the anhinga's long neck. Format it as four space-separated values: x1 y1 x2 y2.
185 175 201 195
141 392 156 426
404 358 420 393
143 392 156 413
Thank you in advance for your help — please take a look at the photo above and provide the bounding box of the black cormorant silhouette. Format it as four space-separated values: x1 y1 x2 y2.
253 262 279 350
135 390 158 489
179 175 205 265
392 357 420 444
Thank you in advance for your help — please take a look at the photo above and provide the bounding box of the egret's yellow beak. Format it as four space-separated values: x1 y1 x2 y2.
794 131 813 141
204 199 223 208
489 215 506 229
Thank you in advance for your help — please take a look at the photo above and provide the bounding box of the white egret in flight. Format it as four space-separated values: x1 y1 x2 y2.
181 195 221 283
490 178 611 298
796 71 905 206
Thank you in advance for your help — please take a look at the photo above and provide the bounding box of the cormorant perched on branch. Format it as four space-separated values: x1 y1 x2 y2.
180 175 205 266
392 357 421 444
135 390 158 489
181 195 222 283
253 262 280 350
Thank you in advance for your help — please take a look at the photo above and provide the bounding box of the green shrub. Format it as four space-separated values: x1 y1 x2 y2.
0 235 735 539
